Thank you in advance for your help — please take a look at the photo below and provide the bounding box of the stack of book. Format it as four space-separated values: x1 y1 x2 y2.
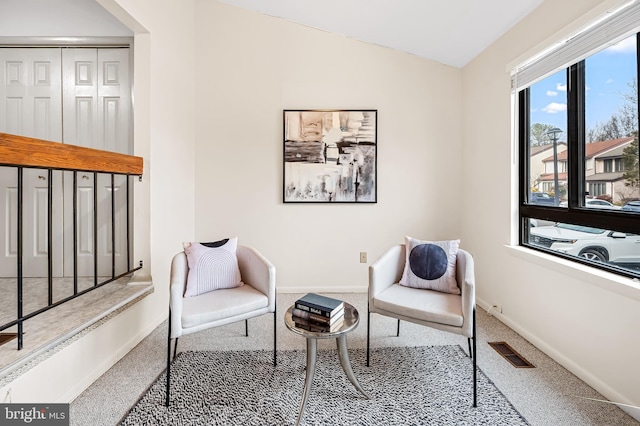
292 293 345 332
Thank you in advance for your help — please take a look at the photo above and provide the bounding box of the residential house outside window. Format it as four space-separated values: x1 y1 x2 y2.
517 20 640 278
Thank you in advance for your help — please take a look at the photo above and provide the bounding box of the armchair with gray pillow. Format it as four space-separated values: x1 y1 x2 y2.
366 237 477 407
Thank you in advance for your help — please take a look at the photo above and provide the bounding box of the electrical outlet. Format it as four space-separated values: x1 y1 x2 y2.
492 304 502 314
360 252 367 263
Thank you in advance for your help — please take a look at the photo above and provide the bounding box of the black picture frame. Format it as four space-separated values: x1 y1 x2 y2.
283 109 377 203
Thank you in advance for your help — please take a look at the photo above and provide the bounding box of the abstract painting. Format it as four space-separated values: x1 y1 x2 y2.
283 110 377 203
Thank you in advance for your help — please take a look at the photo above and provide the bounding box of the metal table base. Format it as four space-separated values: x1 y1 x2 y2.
285 302 369 426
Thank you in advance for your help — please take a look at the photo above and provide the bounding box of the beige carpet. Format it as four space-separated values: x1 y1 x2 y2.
71 293 639 426
122 346 527 425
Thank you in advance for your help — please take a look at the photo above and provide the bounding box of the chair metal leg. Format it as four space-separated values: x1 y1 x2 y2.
165 309 172 407
472 307 477 408
273 309 277 366
468 338 472 358
245 319 249 337
173 337 179 361
366 301 370 367
396 319 400 337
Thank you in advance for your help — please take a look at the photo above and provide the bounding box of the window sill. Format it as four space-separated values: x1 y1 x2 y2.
505 245 640 302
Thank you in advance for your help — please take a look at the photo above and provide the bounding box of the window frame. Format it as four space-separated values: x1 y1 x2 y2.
519 46 640 279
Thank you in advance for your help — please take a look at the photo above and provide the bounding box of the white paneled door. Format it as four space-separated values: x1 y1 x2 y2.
61 48 131 277
0 47 131 278
0 48 64 278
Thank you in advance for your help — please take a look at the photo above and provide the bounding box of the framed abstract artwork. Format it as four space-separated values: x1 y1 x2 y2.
283 109 377 203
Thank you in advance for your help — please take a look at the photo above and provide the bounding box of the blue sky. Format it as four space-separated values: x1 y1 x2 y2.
530 35 637 142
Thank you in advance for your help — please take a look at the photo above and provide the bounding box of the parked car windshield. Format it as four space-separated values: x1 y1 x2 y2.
555 223 605 234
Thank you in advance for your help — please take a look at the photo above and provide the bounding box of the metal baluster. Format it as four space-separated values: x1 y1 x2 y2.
126 175 131 272
111 173 115 279
93 172 98 286
73 172 78 294
17 167 23 350
47 169 53 306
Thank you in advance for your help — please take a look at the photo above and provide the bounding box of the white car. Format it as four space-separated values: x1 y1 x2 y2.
558 199 621 209
585 199 621 209
529 223 640 264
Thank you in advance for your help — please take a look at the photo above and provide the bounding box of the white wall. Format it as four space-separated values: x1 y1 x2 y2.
194 1 464 292
461 0 640 417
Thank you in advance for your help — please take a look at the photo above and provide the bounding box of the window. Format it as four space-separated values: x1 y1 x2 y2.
602 158 625 173
604 159 613 173
589 182 607 197
517 6 640 279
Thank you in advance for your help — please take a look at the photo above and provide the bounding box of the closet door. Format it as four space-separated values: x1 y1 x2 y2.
0 48 63 140
0 47 131 278
62 48 131 277
0 48 64 278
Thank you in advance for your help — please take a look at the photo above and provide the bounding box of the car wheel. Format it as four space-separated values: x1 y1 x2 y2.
579 248 607 262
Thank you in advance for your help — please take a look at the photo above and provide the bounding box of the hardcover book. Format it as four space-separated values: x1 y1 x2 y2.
294 293 345 318
294 315 345 333
292 307 345 325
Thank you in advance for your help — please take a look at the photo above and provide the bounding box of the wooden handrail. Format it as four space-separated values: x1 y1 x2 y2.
0 132 143 175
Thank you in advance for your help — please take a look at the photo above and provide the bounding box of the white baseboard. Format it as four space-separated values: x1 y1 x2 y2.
277 286 367 294
476 297 640 422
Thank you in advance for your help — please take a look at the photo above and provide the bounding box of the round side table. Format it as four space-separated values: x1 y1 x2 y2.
284 302 369 426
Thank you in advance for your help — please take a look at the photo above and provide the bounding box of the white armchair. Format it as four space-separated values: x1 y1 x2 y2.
366 244 477 407
165 245 276 406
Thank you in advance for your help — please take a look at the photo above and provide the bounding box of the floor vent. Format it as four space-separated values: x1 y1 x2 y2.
488 341 535 368
0 333 17 346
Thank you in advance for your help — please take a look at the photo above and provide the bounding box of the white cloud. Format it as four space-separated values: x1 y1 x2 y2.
556 83 567 91
542 102 567 114
605 78 614 84
546 90 558 96
605 36 636 54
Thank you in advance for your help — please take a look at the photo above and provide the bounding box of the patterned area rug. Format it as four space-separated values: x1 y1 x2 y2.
120 346 529 425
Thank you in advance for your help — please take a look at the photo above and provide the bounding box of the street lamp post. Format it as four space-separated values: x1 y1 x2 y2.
546 127 562 206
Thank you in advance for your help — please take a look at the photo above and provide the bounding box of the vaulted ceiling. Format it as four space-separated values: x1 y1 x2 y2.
218 0 544 68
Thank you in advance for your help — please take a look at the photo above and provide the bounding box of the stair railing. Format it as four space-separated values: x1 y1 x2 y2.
0 132 144 350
